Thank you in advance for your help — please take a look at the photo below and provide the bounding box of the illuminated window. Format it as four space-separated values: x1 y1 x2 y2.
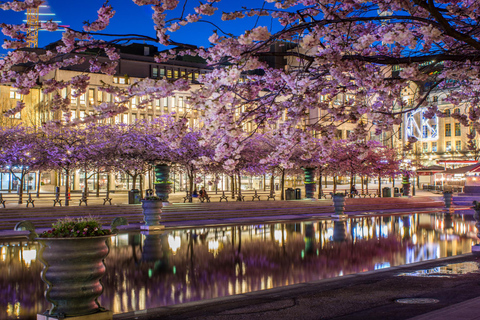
178 97 183 112
181 71 186 78
422 142 428 152
174 70 178 78
160 68 165 77
455 123 461 136
167 69 172 78
70 90 77 104
445 123 451 137
131 97 137 109
9 89 22 99
79 93 86 105
132 113 137 122
152 67 158 78
446 141 452 151
88 89 95 105
123 113 128 123
79 110 85 120
431 142 437 152
97 90 102 103
456 140 461 151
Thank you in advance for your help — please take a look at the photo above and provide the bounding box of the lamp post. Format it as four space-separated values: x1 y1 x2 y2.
412 166 416 196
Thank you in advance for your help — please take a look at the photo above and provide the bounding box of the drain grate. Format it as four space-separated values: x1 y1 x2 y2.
396 298 439 304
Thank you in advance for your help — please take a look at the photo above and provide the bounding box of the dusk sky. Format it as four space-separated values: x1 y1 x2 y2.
0 0 286 54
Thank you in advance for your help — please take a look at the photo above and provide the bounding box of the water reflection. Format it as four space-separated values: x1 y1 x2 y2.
0 212 478 319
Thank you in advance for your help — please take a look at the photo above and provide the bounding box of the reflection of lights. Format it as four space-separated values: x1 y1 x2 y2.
208 240 219 252
412 234 417 245
22 249 36 266
6 302 20 317
168 235 181 254
327 228 333 240
274 230 286 244
1 246 5 261
117 234 129 246
374 262 391 270
382 226 389 237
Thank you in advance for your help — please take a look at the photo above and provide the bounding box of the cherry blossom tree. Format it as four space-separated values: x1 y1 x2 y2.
3 0 480 161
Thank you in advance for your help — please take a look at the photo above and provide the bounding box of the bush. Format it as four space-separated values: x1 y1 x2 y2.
39 216 111 238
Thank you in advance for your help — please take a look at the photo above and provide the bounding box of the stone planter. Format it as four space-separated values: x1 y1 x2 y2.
333 220 347 242
402 183 411 197
332 195 346 215
37 235 111 318
141 200 163 229
443 191 453 209
303 167 316 199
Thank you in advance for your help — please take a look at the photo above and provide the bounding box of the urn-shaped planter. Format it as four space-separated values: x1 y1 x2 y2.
332 194 346 215
37 235 111 318
141 200 163 229
443 191 453 209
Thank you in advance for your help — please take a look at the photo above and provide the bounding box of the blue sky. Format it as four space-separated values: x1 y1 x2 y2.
0 0 286 54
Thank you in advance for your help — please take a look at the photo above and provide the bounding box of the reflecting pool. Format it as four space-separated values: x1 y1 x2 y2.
0 212 477 319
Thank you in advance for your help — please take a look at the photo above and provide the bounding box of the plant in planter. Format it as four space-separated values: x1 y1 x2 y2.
141 196 163 229
29 216 125 319
332 193 346 215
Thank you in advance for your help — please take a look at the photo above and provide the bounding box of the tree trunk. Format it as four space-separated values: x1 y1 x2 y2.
132 174 137 190
318 172 323 199
231 175 235 199
139 174 143 198
84 170 88 195
237 173 242 200
280 169 285 200
64 169 70 206
36 170 41 198
270 173 275 193
378 172 382 197
263 174 266 191
366 177 369 193
361 176 365 193
333 176 337 193
96 172 100 197
17 172 25 204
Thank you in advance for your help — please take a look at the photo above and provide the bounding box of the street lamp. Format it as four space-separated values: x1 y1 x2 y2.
412 166 417 196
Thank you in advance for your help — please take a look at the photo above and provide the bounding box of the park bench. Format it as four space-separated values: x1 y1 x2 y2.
199 194 211 202
266 191 276 201
0 194 5 208
53 192 62 206
219 191 228 202
26 193 35 207
236 194 245 201
252 190 261 201
102 191 112 205
183 191 192 203
79 192 88 206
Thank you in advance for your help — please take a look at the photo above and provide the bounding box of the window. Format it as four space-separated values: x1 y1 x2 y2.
422 125 428 139
70 90 77 104
456 140 461 151
88 89 95 105
178 97 183 112
454 108 460 114
444 109 450 116
167 69 172 78
79 111 86 120
422 142 428 152
132 113 137 122
113 76 128 84
181 71 186 78
131 97 137 109
346 130 353 138
432 142 437 152
97 90 102 103
188 72 193 81
106 93 112 102
194 72 199 81
445 123 451 137
159 68 165 77
455 123 461 136
446 141 452 151
123 113 128 123
432 96 438 102
9 89 21 100
152 67 158 78
174 70 179 78
171 97 175 112
79 93 86 105
155 99 160 111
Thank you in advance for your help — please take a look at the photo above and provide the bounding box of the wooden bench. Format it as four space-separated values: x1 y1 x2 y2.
79 193 88 206
103 191 112 205
199 194 211 203
26 193 35 207
219 191 228 202
252 190 261 201
0 194 5 208
267 192 276 201
183 191 192 203
53 192 62 206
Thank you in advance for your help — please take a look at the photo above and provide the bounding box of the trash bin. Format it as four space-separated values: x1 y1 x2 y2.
295 188 301 199
285 188 295 200
128 189 141 204
55 186 60 195
382 187 391 198
394 187 399 194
